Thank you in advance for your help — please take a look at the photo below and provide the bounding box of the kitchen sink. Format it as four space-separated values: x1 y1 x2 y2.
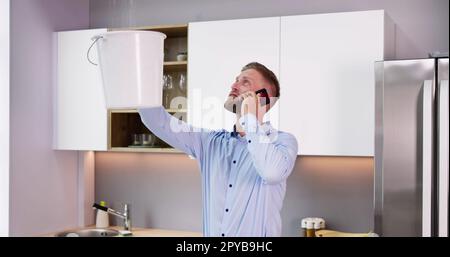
55 228 120 237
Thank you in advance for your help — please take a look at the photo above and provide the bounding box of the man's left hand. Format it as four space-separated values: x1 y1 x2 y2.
241 91 266 122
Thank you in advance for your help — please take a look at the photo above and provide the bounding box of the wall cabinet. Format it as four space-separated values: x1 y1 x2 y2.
107 25 188 153
55 28 108 151
187 17 281 131
55 25 188 153
188 10 394 156
55 10 394 156
280 10 394 156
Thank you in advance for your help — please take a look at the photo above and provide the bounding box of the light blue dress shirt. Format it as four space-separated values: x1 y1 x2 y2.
138 107 298 237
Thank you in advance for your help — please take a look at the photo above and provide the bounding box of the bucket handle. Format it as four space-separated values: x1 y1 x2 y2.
87 35 103 66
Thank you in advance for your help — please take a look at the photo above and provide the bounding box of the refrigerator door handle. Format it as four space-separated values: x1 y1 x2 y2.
438 79 449 237
422 80 433 237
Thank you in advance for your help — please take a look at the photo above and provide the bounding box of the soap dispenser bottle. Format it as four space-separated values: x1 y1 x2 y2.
95 201 109 228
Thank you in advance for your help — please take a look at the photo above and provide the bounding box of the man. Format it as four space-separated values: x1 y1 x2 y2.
138 62 298 236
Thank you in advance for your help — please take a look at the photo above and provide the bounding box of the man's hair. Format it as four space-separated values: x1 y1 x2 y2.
241 62 280 97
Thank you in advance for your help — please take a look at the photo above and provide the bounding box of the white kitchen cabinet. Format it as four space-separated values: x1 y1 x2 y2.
280 10 395 156
55 25 189 153
188 10 394 156
54 28 108 150
188 17 281 131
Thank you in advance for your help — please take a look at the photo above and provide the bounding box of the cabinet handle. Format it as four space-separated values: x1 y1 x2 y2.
438 79 449 237
421 80 433 237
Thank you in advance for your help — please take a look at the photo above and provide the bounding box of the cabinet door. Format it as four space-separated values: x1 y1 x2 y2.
188 17 280 131
55 28 108 150
280 10 393 156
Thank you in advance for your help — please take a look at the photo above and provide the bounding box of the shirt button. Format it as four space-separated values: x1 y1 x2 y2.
229 184 232 188
225 209 229 212
233 160 236 164
221 233 225 237
248 140 251 143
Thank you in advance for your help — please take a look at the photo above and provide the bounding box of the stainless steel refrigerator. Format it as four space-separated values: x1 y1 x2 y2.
374 57 449 237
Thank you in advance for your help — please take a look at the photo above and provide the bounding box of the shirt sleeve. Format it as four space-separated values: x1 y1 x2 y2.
238 114 298 185
138 106 208 159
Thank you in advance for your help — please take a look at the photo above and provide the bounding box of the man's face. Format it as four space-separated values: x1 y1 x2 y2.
228 69 267 98
224 68 270 114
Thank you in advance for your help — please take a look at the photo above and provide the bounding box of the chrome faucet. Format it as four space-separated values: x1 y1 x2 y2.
93 203 131 231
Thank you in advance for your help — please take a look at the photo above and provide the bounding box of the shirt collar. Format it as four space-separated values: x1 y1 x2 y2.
231 124 238 138
230 121 275 138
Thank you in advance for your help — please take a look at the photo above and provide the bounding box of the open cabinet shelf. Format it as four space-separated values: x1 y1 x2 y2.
108 110 187 153
106 24 188 153
164 61 187 72
109 24 188 37
110 109 187 114
109 147 182 153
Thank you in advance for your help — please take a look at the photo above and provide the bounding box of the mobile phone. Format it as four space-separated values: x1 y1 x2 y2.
227 88 271 113
255 88 270 106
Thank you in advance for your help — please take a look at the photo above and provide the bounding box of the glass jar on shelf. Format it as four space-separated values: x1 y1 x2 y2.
163 73 174 109
178 72 187 94
176 52 187 61
141 133 155 147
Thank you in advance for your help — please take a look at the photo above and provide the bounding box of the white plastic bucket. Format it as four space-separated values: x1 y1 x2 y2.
93 31 166 109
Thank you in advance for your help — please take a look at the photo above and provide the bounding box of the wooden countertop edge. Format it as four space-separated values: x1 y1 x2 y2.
40 225 203 237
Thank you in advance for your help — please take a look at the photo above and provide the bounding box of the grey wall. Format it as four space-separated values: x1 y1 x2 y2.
0 0 10 237
96 153 373 236
90 0 449 59
95 153 202 232
10 0 90 236
92 0 448 236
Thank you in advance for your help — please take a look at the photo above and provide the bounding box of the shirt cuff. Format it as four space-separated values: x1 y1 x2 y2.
239 114 273 147
238 114 260 134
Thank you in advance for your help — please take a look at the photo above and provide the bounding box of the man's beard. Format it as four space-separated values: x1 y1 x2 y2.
224 95 242 114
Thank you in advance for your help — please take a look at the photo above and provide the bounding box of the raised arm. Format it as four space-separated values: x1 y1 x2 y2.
138 106 207 159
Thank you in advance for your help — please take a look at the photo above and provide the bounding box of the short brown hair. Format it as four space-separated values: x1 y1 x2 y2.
241 62 280 97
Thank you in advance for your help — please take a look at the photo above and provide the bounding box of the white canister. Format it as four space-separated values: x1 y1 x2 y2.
95 201 109 228
93 31 167 109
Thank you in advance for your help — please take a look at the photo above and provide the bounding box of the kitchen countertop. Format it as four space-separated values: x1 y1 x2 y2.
42 225 202 237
